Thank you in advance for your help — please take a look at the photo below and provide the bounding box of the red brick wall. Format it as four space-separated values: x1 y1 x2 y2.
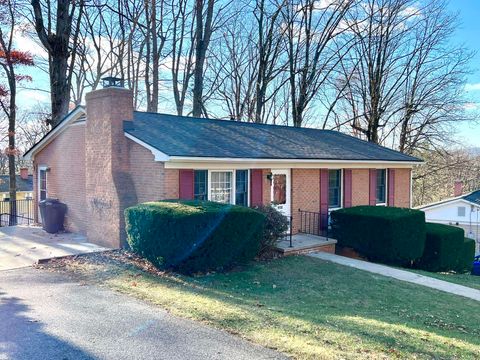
34 123 87 234
262 169 271 205
85 88 136 248
128 139 179 202
393 168 411 208
291 169 320 234
351 169 370 206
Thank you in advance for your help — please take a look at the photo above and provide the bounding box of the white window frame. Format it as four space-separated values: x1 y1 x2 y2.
376 168 388 206
195 169 251 206
38 165 48 202
458 206 466 217
328 168 343 211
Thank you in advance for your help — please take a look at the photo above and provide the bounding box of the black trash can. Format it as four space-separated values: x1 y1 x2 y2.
39 198 67 234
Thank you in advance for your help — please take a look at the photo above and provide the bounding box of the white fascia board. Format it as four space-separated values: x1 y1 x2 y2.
23 106 86 161
164 157 419 169
124 132 170 161
418 198 480 212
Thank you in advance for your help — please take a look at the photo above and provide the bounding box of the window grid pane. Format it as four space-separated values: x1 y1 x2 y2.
194 170 208 200
211 171 232 204
328 170 341 208
235 170 248 206
376 169 386 204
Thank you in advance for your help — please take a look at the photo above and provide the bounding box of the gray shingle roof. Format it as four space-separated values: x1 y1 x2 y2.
125 112 421 162
0 175 33 193
464 190 480 205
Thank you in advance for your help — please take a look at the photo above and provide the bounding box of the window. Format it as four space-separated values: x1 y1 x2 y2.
210 171 233 204
458 206 466 217
272 174 287 205
328 169 342 209
194 170 208 200
376 169 386 204
235 170 248 206
39 168 47 201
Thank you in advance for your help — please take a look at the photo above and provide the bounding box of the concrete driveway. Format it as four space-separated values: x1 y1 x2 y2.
0 226 108 271
0 268 284 360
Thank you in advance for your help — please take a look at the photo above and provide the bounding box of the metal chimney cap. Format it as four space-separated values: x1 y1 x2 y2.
102 77 125 88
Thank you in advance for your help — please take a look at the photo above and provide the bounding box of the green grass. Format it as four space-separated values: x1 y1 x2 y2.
56 253 480 359
404 268 480 290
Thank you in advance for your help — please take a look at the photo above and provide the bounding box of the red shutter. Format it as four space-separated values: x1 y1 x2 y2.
369 169 377 205
250 169 263 206
320 169 329 230
179 169 194 200
343 169 352 208
388 169 395 206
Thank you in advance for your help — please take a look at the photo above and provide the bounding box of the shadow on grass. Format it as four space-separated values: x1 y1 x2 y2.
70 254 480 358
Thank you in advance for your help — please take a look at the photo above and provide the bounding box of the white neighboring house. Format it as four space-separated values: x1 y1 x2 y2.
417 187 480 254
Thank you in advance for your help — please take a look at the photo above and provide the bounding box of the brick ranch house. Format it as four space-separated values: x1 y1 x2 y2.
24 86 421 248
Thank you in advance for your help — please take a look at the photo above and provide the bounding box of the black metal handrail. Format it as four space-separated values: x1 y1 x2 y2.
0 199 35 226
298 209 330 239
283 216 293 247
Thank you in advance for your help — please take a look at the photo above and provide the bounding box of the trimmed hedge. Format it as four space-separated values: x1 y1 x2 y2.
125 200 265 274
331 206 426 265
456 237 476 273
416 223 464 272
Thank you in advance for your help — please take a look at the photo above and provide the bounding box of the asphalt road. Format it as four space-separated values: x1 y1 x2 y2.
0 268 285 360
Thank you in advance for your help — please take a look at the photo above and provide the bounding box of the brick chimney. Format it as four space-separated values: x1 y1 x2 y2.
84 85 138 248
20 167 28 180
454 180 463 197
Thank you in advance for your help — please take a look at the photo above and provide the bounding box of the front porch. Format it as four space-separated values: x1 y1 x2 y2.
275 233 337 256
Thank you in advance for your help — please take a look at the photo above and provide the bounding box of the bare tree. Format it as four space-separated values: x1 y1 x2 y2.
282 0 354 127
31 0 85 126
211 0 286 123
191 0 215 117
334 0 476 149
413 147 480 206
0 0 34 223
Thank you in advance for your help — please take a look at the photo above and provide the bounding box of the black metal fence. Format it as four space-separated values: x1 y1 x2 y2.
298 209 330 239
0 199 35 226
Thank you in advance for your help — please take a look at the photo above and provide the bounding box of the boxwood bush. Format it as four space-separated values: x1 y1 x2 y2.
331 206 426 265
252 205 289 254
415 223 464 272
456 237 476 273
125 200 265 274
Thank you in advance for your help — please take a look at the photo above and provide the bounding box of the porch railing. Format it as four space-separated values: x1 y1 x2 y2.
298 209 331 239
280 216 293 247
0 198 35 226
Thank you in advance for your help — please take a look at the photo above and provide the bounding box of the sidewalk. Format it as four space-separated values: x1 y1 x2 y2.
309 252 480 302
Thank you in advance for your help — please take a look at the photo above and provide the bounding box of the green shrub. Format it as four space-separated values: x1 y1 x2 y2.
331 206 426 265
252 205 289 254
415 223 464 272
455 237 476 273
125 200 265 274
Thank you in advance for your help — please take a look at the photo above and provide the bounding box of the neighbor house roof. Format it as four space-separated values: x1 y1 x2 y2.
125 112 421 163
462 190 480 206
0 175 33 193
417 190 480 210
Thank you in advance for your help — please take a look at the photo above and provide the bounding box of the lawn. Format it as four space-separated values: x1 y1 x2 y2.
404 268 480 290
45 252 480 360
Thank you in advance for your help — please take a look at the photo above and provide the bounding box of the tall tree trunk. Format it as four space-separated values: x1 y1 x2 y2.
192 0 214 117
50 56 70 125
8 83 16 226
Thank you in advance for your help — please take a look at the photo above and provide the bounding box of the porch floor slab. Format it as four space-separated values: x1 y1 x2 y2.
276 233 337 255
0 225 110 271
